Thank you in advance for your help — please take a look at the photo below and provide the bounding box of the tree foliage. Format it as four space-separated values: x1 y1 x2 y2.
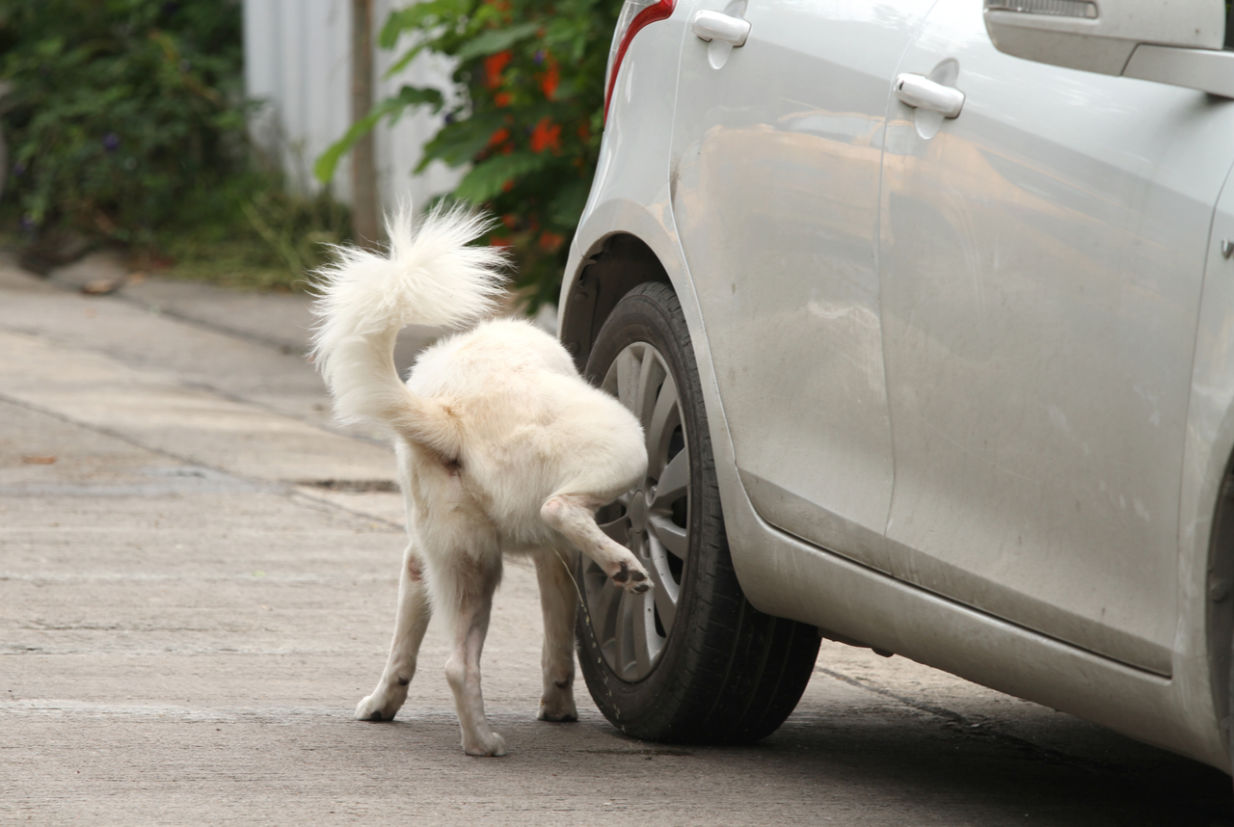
317 0 620 307
0 0 252 246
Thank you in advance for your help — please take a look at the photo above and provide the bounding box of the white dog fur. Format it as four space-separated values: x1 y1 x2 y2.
311 205 650 756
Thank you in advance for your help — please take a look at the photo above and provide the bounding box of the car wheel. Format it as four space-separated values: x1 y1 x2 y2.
578 281 820 743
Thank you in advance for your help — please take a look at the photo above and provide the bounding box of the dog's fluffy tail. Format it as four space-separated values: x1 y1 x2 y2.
310 203 506 457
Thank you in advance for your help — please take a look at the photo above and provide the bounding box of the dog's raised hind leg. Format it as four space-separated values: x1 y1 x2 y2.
355 542 431 722
540 494 650 593
534 549 578 722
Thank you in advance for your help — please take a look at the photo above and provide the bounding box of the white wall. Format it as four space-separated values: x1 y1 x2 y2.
242 0 459 209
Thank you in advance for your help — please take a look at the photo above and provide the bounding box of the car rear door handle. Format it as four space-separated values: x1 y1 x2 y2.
895 73 965 118
691 10 750 47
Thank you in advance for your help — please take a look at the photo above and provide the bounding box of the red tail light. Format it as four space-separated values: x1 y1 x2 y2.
604 0 676 121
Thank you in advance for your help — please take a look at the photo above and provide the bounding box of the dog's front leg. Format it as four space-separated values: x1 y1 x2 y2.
356 543 431 722
441 553 506 756
534 549 579 723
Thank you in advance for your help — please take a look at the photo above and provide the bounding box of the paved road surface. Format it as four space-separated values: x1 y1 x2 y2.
2 253 1232 825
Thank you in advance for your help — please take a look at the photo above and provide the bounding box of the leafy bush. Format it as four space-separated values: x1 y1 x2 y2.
0 0 350 288
317 0 619 306
0 0 253 245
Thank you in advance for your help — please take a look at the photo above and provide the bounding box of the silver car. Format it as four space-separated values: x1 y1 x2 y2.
559 0 1234 772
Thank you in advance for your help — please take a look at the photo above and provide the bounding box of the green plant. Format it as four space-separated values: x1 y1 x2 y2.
316 0 619 307
0 0 353 290
156 184 352 290
0 0 252 246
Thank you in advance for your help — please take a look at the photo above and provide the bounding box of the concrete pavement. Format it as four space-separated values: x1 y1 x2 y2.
2 251 1232 825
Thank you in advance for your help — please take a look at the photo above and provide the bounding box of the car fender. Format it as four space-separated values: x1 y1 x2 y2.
565 205 775 633
1180 155 1234 764
560 6 767 603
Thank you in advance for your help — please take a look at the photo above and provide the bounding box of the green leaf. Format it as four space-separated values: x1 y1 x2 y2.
453 152 552 205
415 113 508 170
383 39 431 79
395 84 445 112
313 96 404 184
454 21 542 62
314 86 444 184
548 178 591 228
378 0 469 48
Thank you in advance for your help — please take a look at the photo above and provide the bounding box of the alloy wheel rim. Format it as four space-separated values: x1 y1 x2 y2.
587 342 689 681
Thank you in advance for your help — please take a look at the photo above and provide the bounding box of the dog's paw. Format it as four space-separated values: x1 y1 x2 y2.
355 688 406 722
538 692 578 723
611 559 651 594
462 730 507 757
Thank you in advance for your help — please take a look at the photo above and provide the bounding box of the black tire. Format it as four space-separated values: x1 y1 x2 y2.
577 281 820 743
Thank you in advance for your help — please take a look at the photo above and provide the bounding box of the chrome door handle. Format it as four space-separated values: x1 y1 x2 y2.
895 73 965 118
691 10 750 47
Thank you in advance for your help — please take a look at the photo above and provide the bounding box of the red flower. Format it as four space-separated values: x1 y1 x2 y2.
484 51 511 90
487 126 511 149
539 230 565 252
530 118 561 153
539 57 559 100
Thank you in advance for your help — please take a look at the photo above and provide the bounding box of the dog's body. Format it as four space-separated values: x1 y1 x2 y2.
311 206 649 756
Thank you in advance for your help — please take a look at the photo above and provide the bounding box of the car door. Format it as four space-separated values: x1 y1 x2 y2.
670 0 935 571
878 1 1234 673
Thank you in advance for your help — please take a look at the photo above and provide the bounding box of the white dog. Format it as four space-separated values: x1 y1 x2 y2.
311 205 650 756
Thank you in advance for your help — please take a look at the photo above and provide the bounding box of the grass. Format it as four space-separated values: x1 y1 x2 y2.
151 188 353 292
2 178 354 293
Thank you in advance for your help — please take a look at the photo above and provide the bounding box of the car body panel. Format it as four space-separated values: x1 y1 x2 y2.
1184 161 1234 749
562 0 1234 771
668 0 935 571
879 2 1234 677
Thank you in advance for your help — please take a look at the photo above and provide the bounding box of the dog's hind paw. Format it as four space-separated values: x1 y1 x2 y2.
611 560 651 593
538 691 578 723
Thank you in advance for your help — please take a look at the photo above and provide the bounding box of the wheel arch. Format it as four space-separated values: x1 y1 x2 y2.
1191 158 1234 769
1206 446 1234 765
560 232 673 372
